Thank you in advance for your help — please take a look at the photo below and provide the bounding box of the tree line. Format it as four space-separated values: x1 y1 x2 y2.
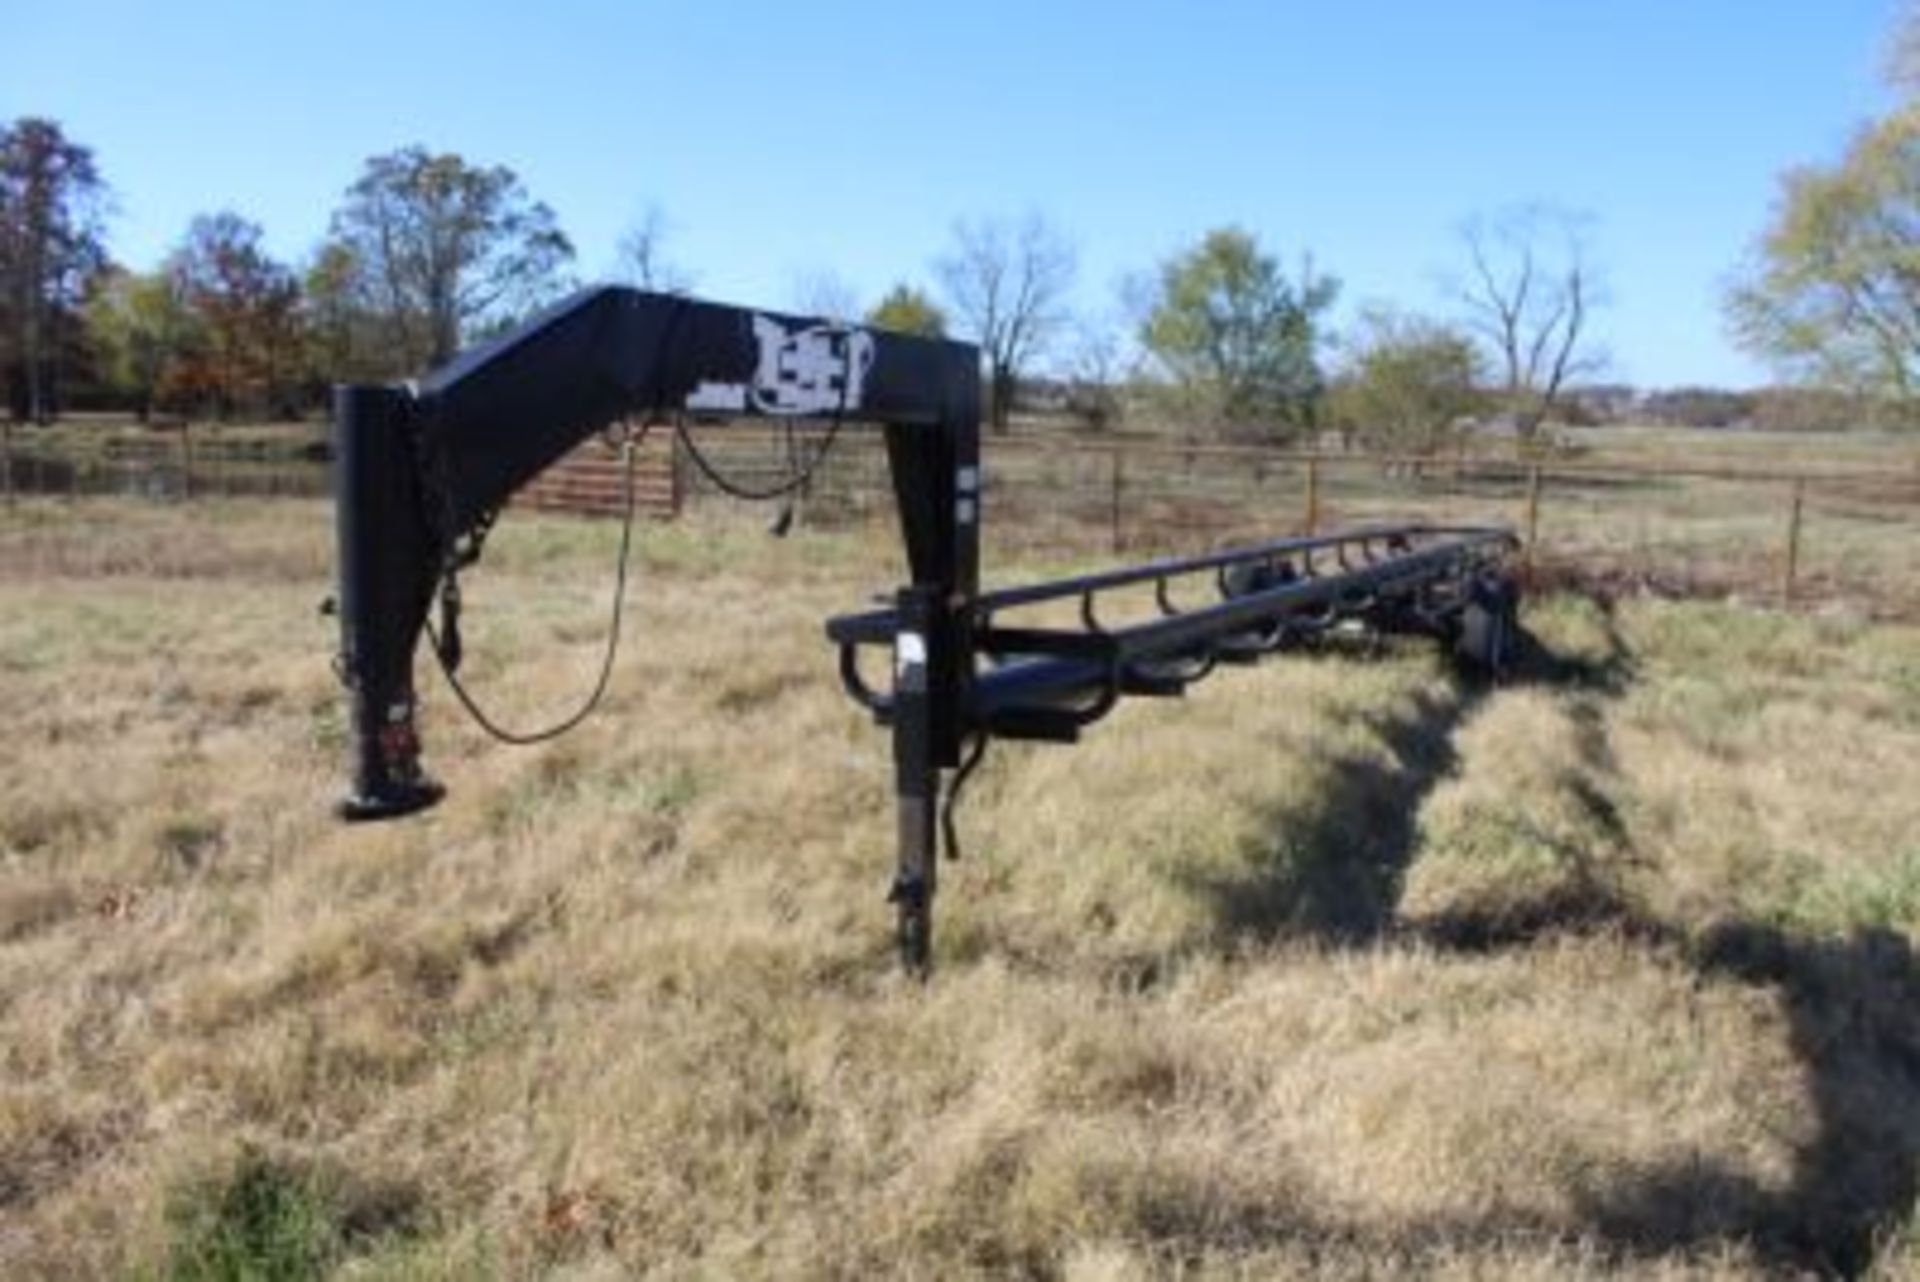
0 127 577 424
0 115 1609 452
10 35 1912 451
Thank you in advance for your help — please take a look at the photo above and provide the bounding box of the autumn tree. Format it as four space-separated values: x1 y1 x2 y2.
1138 226 1337 442
936 214 1076 431
866 283 947 337
1456 207 1602 441
324 146 574 372
170 212 301 417
0 117 108 422
1331 309 1483 454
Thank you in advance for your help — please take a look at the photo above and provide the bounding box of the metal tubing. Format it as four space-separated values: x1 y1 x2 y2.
936 530 1513 743
889 586 943 972
1524 465 1542 573
991 537 1507 663
972 525 1485 614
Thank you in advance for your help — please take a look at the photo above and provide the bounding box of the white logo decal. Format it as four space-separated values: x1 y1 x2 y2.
686 315 875 416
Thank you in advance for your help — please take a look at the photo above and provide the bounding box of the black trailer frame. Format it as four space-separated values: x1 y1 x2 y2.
331 286 1518 971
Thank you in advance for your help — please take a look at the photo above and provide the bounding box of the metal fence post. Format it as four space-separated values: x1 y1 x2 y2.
1304 456 1320 534
1108 448 1124 554
669 432 686 517
1524 464 1543 575
1782 477 1804 607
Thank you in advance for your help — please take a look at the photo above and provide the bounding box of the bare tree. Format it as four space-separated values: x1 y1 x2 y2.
614 204 693 294
789 269 861 322
1063 314 1129 432
1889 2 1920 91
935 213 1076 431
1456 207 1603 442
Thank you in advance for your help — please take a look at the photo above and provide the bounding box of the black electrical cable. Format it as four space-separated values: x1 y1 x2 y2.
941 731 991 862
418 302 851 746
674 407 846 502
423 427 644 745
673 324 854 502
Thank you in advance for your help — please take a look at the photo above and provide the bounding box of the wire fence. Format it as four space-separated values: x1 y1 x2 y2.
6 421 1917 617
676 429 1920 617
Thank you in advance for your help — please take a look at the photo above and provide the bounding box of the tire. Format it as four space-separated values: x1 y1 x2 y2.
1455 571 1519 679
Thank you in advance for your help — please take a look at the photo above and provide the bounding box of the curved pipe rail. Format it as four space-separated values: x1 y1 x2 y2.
829 524 1518 750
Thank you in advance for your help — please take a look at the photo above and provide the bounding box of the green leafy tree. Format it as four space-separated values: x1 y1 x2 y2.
1332 310 1484 454
1139 226 1337 441
1727 107 1920 409
85 265 197 419
0 117 108 422
301 241 382 387
866 283 947 337
325 146 574 372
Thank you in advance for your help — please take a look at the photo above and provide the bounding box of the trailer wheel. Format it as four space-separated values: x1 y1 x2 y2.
1455 571 1519 679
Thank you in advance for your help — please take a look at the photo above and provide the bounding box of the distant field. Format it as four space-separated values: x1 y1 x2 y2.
1560 422 1920 474
2 499 1918 1278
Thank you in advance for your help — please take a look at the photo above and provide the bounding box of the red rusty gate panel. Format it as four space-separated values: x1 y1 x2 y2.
517 432 680 519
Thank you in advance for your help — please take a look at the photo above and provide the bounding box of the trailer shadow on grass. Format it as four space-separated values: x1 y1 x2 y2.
1404 888 1920 1277
1190 613 1636 946
1181 611 1920 1276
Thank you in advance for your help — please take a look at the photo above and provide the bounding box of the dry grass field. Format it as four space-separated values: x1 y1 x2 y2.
3 497 1919 1278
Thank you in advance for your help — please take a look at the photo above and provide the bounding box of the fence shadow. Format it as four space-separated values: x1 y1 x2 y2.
1180 614 1920 1275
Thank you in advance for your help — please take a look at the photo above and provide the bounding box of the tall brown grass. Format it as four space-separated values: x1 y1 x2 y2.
2 498 1917 1278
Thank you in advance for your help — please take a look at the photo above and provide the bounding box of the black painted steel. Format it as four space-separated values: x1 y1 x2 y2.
330 283 1520 972
826 526 1517 742
331 285 980 972
333 384 444 820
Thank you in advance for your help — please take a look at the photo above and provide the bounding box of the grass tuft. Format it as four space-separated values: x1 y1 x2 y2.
154 1149 421 1282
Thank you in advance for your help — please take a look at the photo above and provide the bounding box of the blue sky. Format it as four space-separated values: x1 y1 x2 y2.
8 1 1902 387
